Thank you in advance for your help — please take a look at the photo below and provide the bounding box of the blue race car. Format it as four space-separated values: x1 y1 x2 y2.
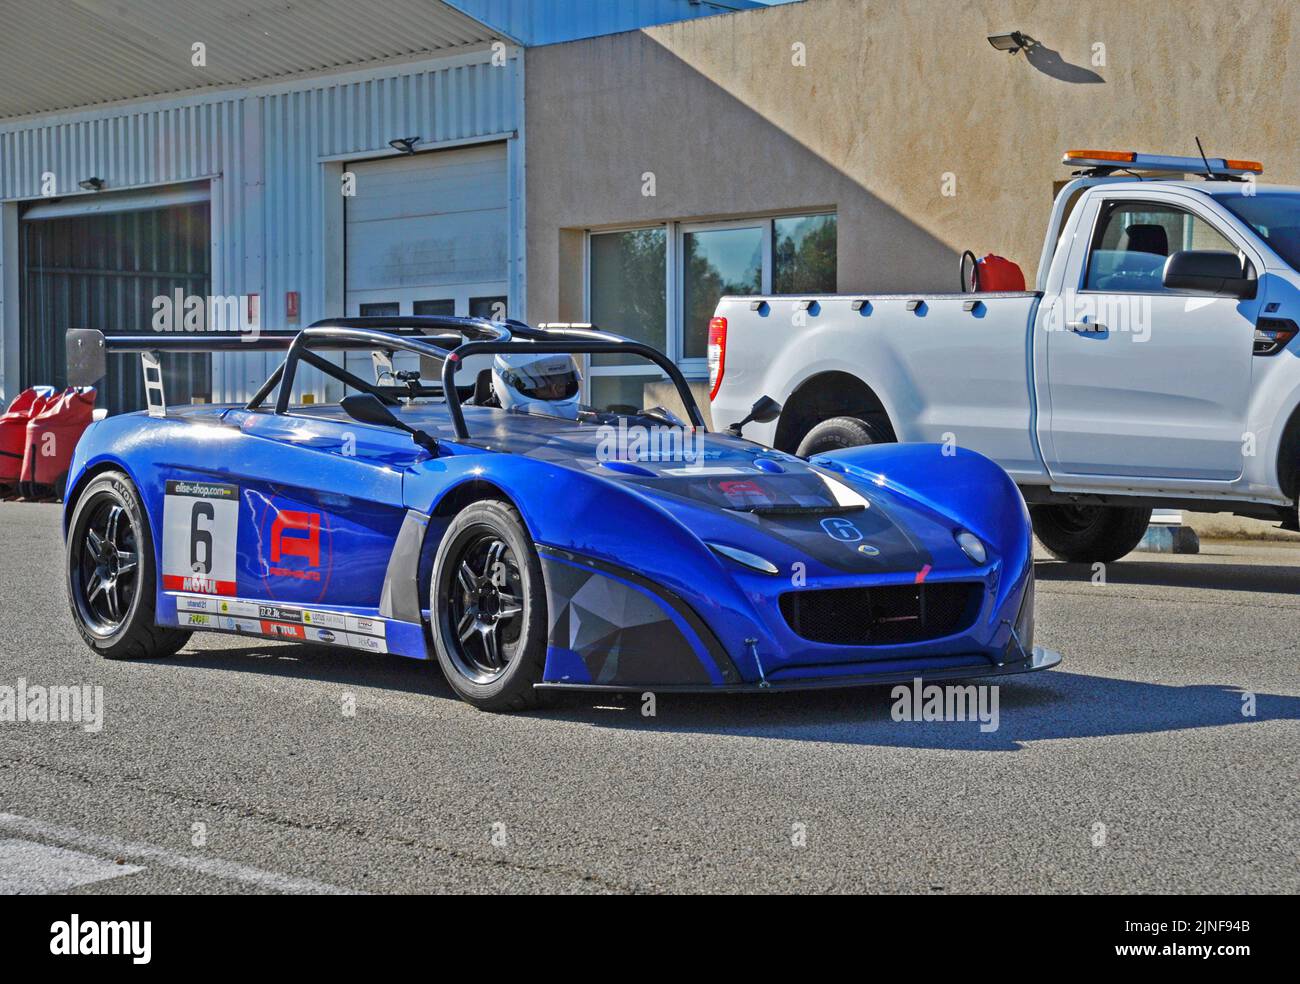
62 317 1058 711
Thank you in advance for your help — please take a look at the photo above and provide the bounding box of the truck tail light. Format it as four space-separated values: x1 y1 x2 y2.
707 316 727 400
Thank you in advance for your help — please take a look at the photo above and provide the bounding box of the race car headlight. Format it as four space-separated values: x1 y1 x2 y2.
954 530 987 565
708 542 779 575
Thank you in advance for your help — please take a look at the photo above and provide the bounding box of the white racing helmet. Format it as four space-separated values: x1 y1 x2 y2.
491 351 582 420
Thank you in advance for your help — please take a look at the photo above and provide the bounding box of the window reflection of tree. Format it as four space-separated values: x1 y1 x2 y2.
684 232 762 357
774 215 837 294
592 228 665 366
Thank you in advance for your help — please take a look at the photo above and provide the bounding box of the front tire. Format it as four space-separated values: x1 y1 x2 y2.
65 471 191 660
430 500 548 711
1031 504 1152 563
795 416 890 457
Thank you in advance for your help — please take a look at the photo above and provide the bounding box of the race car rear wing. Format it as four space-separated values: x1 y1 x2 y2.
65 316 708 437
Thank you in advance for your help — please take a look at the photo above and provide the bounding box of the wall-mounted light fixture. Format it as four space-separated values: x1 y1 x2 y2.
78 176 106 191
387 136 421 155
986 31 1031 53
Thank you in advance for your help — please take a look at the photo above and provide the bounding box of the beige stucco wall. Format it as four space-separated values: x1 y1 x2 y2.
525 0 1300 322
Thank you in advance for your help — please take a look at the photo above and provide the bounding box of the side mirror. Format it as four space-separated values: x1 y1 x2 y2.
341 393 438 454
748 395 782 425
1162 250 1257 299
728 395 783 437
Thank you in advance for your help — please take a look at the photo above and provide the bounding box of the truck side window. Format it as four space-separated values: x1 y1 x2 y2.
1084 202 1235 293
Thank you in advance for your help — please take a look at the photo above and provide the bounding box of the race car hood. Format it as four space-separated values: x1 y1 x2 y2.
452 408 971 576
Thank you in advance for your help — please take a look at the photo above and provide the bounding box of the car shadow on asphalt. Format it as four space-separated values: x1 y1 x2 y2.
1034 558 1300 595
164 640 455 699
162 638 1299 752
544 672 1300 751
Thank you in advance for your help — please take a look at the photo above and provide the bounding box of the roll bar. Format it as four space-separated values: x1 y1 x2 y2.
65 315 708 437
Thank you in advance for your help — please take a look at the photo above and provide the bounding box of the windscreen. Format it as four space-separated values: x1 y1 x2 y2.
1212 190 1300 272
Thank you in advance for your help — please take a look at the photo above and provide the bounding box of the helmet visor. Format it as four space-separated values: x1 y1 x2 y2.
503 358 581 402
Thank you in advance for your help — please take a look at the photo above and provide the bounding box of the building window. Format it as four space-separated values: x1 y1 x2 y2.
587 228 667 411
773 213 837 294
469 295 509 321
682 224 764 359
590 228 667 360
588 213 835 387
413 299 455 316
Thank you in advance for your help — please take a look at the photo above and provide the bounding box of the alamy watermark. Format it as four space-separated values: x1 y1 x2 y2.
890 677 1000 733
595 418 705 470
1041 289 1152 342
0 678 104 733
151 289 261 339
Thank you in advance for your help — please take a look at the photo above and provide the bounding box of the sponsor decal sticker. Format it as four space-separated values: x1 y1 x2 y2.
161 480 239 595
820 516 863 543
347 633 387 654
220 616 262 634
269 509 321 581
168 593 386 648
216 598 259 618
257 605 302 623
256 499 334 602
260 620 305 640
301 609 346 630
345 615 385 639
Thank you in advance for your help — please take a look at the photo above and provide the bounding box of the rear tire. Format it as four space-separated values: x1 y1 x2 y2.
796 416 889 457
430 500 548 711
1031 504 1152 563
65 471 192 660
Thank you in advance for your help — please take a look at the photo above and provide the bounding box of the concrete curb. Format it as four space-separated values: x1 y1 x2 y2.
1135 524 1200 554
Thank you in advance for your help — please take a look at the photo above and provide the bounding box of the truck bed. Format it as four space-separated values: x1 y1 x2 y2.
711 291 1047 480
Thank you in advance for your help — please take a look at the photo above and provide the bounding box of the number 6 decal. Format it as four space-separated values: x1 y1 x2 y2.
162 480 239 595
190 501 215 574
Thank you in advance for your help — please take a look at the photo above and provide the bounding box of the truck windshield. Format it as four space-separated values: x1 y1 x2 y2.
1212 190 1300 272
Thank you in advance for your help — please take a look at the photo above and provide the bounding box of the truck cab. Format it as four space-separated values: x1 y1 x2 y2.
709 151 1300 562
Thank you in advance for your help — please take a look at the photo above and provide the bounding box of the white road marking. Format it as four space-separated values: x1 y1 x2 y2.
0 838 143 894
0 813 359 895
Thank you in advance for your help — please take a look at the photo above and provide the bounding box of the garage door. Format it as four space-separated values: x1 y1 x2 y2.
345 143 509 322
21 188 211 415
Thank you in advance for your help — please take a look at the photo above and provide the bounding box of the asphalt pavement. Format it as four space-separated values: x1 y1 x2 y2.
1 501 1296 893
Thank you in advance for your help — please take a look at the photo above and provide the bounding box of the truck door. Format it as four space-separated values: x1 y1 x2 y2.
1041 195 1262 483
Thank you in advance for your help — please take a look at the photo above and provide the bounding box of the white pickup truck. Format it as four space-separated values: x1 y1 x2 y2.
710 150 1300 562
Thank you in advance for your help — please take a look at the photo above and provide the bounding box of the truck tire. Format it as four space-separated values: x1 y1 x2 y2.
796 416 889 457
1031 504 1152 563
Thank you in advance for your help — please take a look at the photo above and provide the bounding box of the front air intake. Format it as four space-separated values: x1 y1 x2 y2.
779 582 981 646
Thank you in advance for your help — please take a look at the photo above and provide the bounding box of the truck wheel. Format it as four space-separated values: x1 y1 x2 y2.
796 416 889 457
1031 504 1152 563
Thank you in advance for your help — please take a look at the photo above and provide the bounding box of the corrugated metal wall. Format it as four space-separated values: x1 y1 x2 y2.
0 50 520 405
22 203 211 414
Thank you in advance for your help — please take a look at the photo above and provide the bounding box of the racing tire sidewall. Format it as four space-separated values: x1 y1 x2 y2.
65 471 190 659
430 500 548 711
